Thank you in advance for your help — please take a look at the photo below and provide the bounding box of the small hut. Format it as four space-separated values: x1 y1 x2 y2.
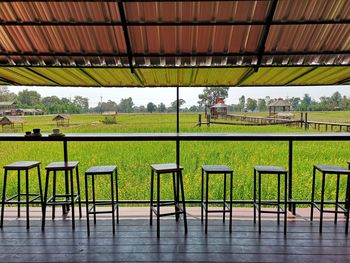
210 98 228 119
268 99 291 117
102 111 117 124
0 116 23 131
52 114 70 127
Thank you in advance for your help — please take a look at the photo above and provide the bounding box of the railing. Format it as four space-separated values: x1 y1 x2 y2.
1 132 350 212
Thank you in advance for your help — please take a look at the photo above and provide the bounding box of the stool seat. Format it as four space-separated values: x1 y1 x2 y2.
86 165 117 175
254 166 287 173
202 165 233 173
151 163 183 173
45 161 80 170
314 164 350 174
4 161 40 170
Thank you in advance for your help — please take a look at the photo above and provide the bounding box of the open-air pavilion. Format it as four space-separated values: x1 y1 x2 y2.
0 0 350 262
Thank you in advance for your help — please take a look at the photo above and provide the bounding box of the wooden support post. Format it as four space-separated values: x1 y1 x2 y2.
305 112 308 130
198 114 202 127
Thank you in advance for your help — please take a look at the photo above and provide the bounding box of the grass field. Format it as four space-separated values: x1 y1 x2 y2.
1 112 349 204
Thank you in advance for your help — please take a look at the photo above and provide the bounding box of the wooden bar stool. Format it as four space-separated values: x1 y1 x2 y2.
310 165 350 234
253 166 288 235
201 165 233 234
1 161 43 229
150 163 187 238
42 161 82 230
85 165 119 236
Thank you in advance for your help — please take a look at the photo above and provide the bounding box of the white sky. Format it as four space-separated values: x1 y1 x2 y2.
7 86 350 108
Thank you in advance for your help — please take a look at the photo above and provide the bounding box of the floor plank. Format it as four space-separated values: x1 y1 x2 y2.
0 207 349 262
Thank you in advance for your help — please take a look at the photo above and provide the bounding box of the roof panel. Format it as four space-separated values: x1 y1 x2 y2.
0 2 121 22
0 26 127 53
128 25 262 54
0 66 349 87
0 68 54 85
241 67 316 86
289 67 350 85
265 25 350 52
124 1 268 22
274 0 350 21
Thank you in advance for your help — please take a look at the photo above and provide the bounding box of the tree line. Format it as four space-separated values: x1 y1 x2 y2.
232 92 350 112
1 86 350 114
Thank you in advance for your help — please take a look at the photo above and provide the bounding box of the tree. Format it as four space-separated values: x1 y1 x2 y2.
158 103 166 113
17 89 41 107
0 87 16 102
257 99 267 112
246 98 257 112
301 93 312 110
118 97 134 113
99 100 118 112
198 87 229 114
73 96 89 112
238 95 245 112
147 102 157 113
170 99 186 111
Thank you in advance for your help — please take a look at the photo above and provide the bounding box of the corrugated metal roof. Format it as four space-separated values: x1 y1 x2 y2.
0 0 349 87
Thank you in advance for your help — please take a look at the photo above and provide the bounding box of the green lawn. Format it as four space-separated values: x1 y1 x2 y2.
1 112 349 203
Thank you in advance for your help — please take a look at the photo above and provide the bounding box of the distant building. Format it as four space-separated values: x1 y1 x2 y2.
16 108 44 116
210 98 228 119
268 99 291 117
0 101 16 116
52 114 70 127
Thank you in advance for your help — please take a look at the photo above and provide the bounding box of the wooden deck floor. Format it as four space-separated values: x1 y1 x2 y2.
0 207 349 262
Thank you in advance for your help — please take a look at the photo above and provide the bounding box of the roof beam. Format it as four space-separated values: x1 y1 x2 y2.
2 0 270 2
1 64 349 69
1 19 350 26
255 0 278 72
117 0 135 74
1 50 350 57
0 76 20 85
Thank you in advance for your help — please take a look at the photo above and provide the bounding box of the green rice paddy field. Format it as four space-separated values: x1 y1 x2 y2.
1 112 350 204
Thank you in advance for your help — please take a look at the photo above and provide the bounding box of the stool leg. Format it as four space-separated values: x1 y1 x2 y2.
157 172 160 238
92 175 96 225
277 173 280 225
172 172 179 222
63 170 69 214
150 169 154 226
1 169 8 228
70 169 75 230
17 170 21 218
258 172 261 234
310 166 316 221
25 169 30 229
284 172 287 235
205 171 209 234
229 171 233 233
223 173 227 223
115 169 119 224
253 168 256 224
52 171 56 219
334 174 340 224
76 166 82 219
110 172 115 235
319 172 326 233
345 174 350 234
201 168 204 224
42 170 50 231
179 170 188 235
37 165 43 214
85 174 90 236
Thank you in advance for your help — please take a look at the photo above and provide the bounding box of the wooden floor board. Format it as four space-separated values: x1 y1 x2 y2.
0 207 349 262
